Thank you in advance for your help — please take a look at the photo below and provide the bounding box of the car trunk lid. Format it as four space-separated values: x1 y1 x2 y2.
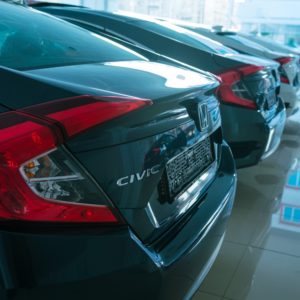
0 62 222 243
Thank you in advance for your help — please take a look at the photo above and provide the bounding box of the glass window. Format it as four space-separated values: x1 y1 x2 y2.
227 34 270 52
126 17 238 55
0 3 145 70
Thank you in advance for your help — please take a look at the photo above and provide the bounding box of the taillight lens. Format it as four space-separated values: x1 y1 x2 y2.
276 57 293 65
23 95 151 138
276 57 293 84
0 95 151 223
217 65 263 109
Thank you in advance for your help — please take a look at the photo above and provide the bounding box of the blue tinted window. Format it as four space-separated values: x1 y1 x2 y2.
283 207 293 221
0 3 144 70
130 18 237 55
294 209 300 223
287 171 300 188
229 35 270 51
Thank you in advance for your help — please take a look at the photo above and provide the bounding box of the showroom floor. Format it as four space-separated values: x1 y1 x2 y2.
193 109 300 300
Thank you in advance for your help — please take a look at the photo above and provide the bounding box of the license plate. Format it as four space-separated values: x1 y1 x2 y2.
158 137 214 202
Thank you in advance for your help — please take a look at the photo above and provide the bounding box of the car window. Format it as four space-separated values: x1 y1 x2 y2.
227 35 270 52
184 32 238 55
0 4 145 70
128 18 237 55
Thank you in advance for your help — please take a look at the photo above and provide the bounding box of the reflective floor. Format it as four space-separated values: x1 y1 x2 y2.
193 110 300 300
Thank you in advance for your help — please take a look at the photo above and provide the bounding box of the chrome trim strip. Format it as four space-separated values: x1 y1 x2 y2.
146 203 161 229
28 174 83 183
264 127 276 154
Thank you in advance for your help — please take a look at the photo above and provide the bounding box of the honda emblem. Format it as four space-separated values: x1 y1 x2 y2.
198 104 209 131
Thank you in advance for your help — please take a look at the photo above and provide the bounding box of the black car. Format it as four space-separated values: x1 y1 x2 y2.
172 22 300 116
34 4 287 168
0 2 236 300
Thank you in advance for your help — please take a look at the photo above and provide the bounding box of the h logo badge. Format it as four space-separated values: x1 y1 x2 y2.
198 104 209 131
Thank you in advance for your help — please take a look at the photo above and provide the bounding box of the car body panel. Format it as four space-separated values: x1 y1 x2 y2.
33 5 286 168
0 62 223 243
26 61 218 104
241 34 300 57
0 3 236 299
221 99 286 167
0 143 236 300
173 24 300 116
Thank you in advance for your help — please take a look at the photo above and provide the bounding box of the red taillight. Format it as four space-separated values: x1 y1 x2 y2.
24 95 151 138
276 57 293 65
276 57 293 84
0 95 151 223
217 65 263 109
280 76 290 84
238 65 264 76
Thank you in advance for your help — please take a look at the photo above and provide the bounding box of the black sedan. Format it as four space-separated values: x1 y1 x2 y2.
0 2 236 300
172 22 300 117
34 5 287 168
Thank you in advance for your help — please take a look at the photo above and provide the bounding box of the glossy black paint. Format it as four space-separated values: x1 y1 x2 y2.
0 143 236 300
0 66 78 108
181 27 287 60
221 99 286 167
22 62 222 242
0 3 236 299
33 6 255 73
32 5 286 168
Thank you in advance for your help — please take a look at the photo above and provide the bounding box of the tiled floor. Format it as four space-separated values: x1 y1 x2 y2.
193 111 300 300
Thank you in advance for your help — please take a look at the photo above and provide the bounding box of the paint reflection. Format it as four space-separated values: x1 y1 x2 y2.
273 159 300 232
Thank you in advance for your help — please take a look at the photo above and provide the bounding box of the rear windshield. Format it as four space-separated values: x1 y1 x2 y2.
0 3 145 70
227 35 270 52
131 18 238 55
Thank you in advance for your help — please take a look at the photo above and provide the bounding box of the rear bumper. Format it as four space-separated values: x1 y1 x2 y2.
280 83 300 116
221 100 286 168
261 102 286 160
0 144 236 300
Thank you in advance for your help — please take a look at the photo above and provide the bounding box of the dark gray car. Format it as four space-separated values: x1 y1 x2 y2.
0 3 237 300
32 4 287 168
241 34 300 57
172 23 300 116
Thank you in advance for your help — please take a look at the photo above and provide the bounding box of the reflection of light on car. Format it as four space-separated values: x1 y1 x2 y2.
264 128 275 153
211 107 220 123
286 169 300 190
105 61 213 89
90 32 147 59
272 160 300 232
280 204 300 227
